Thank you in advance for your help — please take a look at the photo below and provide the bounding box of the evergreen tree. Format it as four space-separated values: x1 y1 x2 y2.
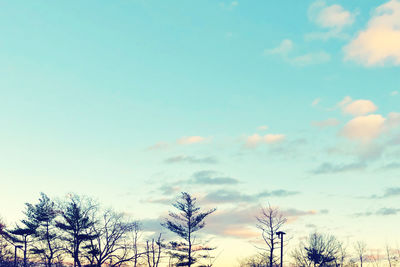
162 192 216 267
55 194 97 267
8 218 37 267
25 193 60 267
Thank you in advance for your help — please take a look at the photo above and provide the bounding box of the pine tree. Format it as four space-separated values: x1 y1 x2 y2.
55 194 97 267
162 192 216 267
25 193 60 267
8 218 38 267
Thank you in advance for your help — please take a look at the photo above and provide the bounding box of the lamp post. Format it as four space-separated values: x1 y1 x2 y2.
276 231 286 267
14 245 22 267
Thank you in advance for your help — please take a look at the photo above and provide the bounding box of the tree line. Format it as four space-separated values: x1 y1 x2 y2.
1 192 398 267
0 192 215 267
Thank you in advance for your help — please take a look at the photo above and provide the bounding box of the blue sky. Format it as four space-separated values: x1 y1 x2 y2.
1 0 400 266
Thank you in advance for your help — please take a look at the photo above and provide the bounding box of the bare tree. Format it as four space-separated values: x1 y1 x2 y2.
291 244 312 267
385 243 394 267
238 252 269 267
84 209 140 267
146 233 163 267
354 241 367 267
335 242 347 267
369 248 382 267
292 232 341 267
256 204 287 267
0 218 13 265
130 221 143 267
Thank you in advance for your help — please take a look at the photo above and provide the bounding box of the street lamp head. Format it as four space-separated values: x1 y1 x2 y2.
276 231 286 236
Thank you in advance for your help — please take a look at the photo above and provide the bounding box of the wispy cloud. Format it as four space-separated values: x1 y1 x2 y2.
203 189 300 204
177 136 207 145
312 98 321 106
164 155 218 164
265 39 330 66
309 0 355 29
219 1 239 11
206 205 316 239
355 207 400 216
264 39 293 56
147 142 169 150
368 187 400 199
291 51 331 66
312 118 340 128
257 125 268 131
311 161 366 175
245 133 285 148
306 0 356 40
192 170 239 185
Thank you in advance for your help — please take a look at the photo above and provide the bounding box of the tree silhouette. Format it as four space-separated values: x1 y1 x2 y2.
145 233 163 267
292 232 341 267
162 192 216 267
354 241 367 267
7 205 39 267
85 209 141 267
256 204 287 267
0 217 13 265
55 194 98 267
25 193 61 267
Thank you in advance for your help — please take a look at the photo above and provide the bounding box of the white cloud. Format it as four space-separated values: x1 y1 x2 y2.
340 114 386 142
246 134 285 148
264 39 293 56
177 136 206 145
344 0 400 66
309 1 355 29
307 0 356 41
336 97 378 116
265 134 285 143
342 99 378 116
147 142 169 150
257 125 268 131
391 90 399 96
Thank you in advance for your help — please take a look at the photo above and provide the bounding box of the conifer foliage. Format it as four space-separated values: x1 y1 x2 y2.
55 194 98 267
162 192 216 267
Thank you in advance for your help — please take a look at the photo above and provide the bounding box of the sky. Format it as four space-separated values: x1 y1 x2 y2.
1 0 400 266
